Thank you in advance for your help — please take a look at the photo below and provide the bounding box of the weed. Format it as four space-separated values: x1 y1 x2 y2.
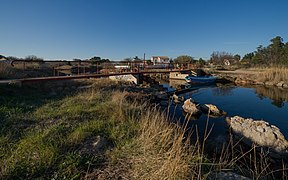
254 67 288 83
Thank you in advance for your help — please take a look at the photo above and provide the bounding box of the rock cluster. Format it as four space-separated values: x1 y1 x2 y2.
182 99 226 118
226 116 288 154
200 104 226 117
182 98 201 115
172 94 184 104
234 77 288 88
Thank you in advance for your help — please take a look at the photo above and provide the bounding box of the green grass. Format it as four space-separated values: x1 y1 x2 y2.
0 79 287 179
0 80 142 179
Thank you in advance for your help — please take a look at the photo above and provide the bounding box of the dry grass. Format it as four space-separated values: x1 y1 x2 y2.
1 78 287 179
132 110 194 179
254 67 288 83
105 107 228 179
0 62 14 79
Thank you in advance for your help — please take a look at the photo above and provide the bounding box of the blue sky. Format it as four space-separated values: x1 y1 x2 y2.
1 0 288 60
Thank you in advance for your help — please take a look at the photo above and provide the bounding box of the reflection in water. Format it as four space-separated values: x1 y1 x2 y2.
253 86 288 108
169 79 288 108
167 84 288 140
169 79 186 89
211 85 234 96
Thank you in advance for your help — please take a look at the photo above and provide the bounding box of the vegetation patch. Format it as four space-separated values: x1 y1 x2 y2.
0 79 287 179
253 67 288 83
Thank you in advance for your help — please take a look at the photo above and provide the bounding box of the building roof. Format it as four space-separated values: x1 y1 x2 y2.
152 56 169 59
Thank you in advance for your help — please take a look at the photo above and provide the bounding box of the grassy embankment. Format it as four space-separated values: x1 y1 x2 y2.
253 67 288 83
0 79 197 179
0 79 287 179
0 61 53 80
0 62 15 79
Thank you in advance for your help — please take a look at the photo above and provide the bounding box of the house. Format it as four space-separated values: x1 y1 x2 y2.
223 59 231 66
151 56 170 64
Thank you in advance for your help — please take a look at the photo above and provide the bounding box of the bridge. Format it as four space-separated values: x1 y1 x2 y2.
0 69 190 86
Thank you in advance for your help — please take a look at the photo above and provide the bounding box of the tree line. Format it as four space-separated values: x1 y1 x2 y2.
3 36 287 67
0 55 44 61
242 36 288 65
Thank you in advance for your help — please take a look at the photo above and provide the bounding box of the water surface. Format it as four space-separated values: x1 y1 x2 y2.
169 84 288 139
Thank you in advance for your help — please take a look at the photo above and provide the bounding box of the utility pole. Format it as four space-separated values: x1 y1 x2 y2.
143 53 146 69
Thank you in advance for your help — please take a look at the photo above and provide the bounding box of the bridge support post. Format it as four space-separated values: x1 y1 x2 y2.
132 74 143 85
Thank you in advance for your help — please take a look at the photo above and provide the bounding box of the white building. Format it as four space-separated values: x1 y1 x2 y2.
151 56 170 64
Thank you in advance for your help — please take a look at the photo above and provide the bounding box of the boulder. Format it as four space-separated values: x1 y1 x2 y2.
200 104 226 117
171 94 184 104
226 116 288 155
276 81 285 87
182 98 201 115
264 81 275 86
235 77 254 85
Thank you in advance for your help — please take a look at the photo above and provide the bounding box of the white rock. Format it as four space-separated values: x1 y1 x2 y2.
226 116 288 154
182 98 200 115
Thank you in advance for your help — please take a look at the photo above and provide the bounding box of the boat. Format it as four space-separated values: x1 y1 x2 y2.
169 69 208 80
169 71 191 80
185 75 217 84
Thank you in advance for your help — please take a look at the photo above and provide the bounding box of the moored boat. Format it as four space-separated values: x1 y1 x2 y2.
185 75 217 84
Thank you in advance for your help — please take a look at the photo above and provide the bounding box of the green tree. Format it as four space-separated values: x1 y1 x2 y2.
268 36 285 64
90 56 101 61
283 42 288 64
174 55 194 64
196 58 206 67
234 54 241 61
6 56 21 61
242 53 254 63
145 59 152 65
240 36 288 66
90 56 100 64
252 45 270 65
25 55 43 61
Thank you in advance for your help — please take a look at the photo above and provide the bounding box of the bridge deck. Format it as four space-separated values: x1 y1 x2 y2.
0 69 190 84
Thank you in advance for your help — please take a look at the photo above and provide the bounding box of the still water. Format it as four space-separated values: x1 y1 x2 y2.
168 83 288 140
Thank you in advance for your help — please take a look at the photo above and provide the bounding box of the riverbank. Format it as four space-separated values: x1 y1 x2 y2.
0 79 197 179
214 67 288 88
0 79 287 179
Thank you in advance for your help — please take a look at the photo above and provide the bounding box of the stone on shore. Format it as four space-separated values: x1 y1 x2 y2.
200 104 226 117
264 81 275 86
235 77 254 85
172 94 184 104
226 116 288 154
182 98 200 115
276 81 285 87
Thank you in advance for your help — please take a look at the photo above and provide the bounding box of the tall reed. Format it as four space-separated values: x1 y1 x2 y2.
254 67 288 82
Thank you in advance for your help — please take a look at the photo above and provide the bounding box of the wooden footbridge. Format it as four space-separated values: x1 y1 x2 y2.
0 69 190 86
